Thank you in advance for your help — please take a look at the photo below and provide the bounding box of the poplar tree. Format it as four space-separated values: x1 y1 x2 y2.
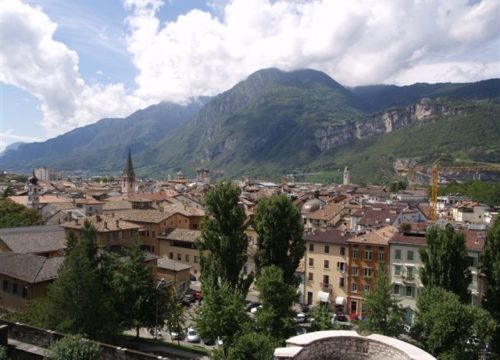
253 194 304 285
420 224 471 303
480 217 500 356
198 181 250 292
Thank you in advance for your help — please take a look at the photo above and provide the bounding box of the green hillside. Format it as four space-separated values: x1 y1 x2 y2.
309 98 500 184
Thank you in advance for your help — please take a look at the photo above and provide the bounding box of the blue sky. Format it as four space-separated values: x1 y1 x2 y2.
1 0 499 152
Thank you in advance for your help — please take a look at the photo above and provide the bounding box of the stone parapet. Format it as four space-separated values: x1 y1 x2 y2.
274 330 435 360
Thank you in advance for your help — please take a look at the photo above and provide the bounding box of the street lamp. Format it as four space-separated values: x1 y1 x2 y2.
155 278 167 339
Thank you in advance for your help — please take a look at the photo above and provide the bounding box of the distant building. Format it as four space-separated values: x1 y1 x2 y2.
34 167 58 182
196 168 210 183
121 149 136 195
343 166 350 185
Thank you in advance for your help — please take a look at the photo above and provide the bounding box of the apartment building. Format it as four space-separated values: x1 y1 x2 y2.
346 226 397 317
303 229 351 312
388 230 426 324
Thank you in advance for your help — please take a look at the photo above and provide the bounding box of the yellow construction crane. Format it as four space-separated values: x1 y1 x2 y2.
397 160 500 221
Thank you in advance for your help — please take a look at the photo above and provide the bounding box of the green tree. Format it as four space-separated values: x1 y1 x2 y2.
480 216 500 356
413 287 495 359
253 194 304 285
46 335 100 360
226 332 278 360
113 238 159 338
308 304 340 332
198 181 250 292
0 346 7 360
359 264 404 337
420 224 471 303
195 280 249 353
31 221 119 339
164 290 187 344
254 265 296 340
0 198 43 228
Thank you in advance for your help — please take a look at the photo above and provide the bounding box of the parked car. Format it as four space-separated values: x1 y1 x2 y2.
186 328 200 343
293 312 306 323
250 304 263 314
170 329 184 340
194 290 203 301
246 301 261 312
202 337 216 346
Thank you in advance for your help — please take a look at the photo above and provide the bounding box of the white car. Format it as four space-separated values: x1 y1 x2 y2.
250 305 263 314
186 328 200 343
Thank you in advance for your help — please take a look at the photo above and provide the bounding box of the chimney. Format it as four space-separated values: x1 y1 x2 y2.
96 215 102 222
116 220 119 228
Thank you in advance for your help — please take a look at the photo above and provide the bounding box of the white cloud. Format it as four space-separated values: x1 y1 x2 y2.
126 0 500 103
0 0 150 137
0 130 42 153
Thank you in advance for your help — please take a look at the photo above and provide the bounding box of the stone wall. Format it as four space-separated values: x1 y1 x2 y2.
0 320 170 360
274 330 435 360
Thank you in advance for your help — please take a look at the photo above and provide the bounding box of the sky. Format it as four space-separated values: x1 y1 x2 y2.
0 0 499 152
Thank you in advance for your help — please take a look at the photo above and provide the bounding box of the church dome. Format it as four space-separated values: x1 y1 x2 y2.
301 198 325 214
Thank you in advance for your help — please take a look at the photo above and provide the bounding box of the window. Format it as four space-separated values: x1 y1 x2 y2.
467 256 476 267
364 267 372 278
309 258 314 267
3 280 8 291
185 254 190 262
364 249 373 260
337 262 346 272
152 231 155 237
393 284 400 295
340 247 346 256
407 250 414 261
364 284 370 292
308 272 313 281
394 265 401 276
194 256 199 263
22 286 28 298
13 283 18 295
353 249 359 259
351 283 358 292
405 286 413 297
324 245 330 254
324 260 330 269
339 277 345 287
169 252 173 259
406 266 414 280
352 266 359 276
309 244 314 252
323 275 330 286
395 249 401 260
378 252 385 261
177 253 181 261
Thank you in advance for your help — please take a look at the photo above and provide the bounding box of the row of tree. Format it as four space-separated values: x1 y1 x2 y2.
195 182 305 359
16 220 181 341
359 219 500 360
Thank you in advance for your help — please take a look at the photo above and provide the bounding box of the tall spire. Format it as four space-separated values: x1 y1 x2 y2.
125 148 135 177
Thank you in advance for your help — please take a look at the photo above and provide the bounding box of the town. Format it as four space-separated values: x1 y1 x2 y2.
0 151 498 360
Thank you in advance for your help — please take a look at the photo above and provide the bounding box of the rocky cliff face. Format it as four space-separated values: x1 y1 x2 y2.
314 99 465 152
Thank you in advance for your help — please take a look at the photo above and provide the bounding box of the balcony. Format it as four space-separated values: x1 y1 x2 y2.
321 282 331 289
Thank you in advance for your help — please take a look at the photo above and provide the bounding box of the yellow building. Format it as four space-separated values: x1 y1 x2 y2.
156 257 192 298
303 229 351 312
158 228 205 279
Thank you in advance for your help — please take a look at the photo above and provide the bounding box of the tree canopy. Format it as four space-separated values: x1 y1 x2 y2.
46 335 100 360
198 181 250 292
413 287 495 359
0 198 42 228
359 264 404 337
254 265 296 341
420 224 471 303
253 194 304 285
480 216 500 356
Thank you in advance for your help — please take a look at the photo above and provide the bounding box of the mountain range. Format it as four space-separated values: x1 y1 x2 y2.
1 68 499 184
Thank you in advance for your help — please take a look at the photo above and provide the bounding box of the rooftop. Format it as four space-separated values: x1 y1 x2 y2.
0 225 66 254
157 257 192 271
304 228 351 245
159 228 201 243
62 215 142 232
347 226 398 246
0 252 64 283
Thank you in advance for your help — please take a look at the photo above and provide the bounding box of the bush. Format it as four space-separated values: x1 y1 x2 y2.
47 335 100 360
0 346 8 360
